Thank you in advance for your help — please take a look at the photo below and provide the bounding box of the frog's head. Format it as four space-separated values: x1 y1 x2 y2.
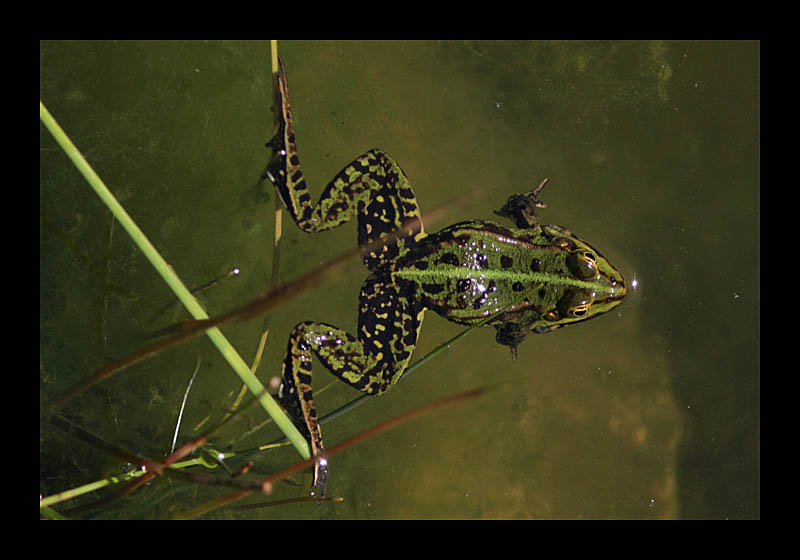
494 224 626 359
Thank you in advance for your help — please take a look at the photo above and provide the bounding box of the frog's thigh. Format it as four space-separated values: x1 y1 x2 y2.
357 275 423 393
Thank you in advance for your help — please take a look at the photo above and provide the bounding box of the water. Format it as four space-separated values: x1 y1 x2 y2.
40 40 759 519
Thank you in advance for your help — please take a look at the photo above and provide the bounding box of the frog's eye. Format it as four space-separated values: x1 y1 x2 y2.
556 289 593 319
566 249 598 279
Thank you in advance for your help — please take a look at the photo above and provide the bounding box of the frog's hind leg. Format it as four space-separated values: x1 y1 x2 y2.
268 145 426 270
265 57 426 270
277 276 424 496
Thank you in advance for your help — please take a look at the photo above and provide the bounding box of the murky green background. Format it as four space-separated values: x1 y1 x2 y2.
40 40 759 519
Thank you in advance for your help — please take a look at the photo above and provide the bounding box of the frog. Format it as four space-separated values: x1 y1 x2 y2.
264 57 626 497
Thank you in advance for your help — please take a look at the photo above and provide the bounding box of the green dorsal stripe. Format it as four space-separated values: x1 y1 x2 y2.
393 266 619 294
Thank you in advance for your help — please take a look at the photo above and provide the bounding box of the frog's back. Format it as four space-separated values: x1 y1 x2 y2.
392 220 544 324
392 219 625 331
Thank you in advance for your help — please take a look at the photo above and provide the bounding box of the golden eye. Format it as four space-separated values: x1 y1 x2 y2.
556 289 593 318
569 303 591 318
566 249 598 279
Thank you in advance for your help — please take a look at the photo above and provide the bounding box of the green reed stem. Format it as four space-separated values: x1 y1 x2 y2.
39 100 310 460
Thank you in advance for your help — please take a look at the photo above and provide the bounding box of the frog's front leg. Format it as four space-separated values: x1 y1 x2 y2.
495 178 549 229
277 275 425 497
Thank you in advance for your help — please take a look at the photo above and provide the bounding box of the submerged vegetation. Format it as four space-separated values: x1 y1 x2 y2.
40 42 488 518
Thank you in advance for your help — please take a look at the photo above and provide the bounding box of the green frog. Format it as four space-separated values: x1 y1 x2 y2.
265 58 626 497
